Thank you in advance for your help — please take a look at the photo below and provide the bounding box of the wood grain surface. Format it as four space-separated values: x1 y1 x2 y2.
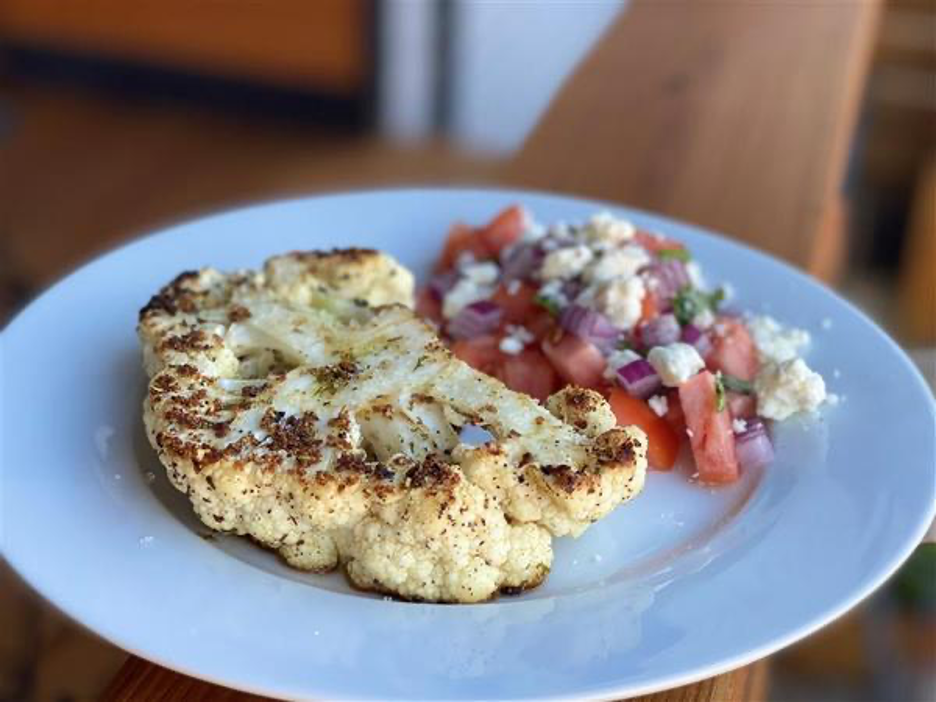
506 0 882 283
103 657 768 702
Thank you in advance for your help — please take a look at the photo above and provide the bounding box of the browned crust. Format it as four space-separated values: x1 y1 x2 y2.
139 270 202 319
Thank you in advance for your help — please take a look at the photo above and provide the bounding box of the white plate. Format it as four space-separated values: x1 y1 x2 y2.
2 189 933 700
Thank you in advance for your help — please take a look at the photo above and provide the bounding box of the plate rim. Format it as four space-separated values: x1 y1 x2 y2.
2 185 934 700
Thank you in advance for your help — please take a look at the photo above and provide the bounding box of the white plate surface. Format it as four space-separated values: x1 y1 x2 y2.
2 189 934 700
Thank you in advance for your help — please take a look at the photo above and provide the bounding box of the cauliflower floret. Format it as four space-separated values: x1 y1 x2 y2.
264 248 414 308
340 464 552 602
138 251 648 603
546 387 617 437
755 358 827 420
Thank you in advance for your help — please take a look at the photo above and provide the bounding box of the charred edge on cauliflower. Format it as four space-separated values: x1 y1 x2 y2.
139 270 202 318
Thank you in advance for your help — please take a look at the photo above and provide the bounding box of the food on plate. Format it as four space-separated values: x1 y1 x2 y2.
138 248 647 603
419 207 834 484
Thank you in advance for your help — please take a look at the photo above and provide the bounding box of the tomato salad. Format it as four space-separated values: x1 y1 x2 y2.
416 206 832 485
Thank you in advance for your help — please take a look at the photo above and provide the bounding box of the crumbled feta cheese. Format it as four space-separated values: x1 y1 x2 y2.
594 276 646 330
583 212 636 245
754 358 827 420
461 261 500 285
692 308 716 330
647 343 705 387
746 315 811 363
507 325 535 343
648 394 669 417
603 348 643 380
732 418 748 434
540 245 593 280
537 279 569 308
685 261 706 289
584 245 650 283
506 279 522 295
499 337 525 355
499 325 534 355
442 278 492 319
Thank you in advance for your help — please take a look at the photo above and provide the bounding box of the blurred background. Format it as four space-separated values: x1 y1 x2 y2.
0 1 932 700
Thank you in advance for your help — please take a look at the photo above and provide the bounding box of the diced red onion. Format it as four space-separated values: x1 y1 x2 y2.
735 418 774 470
560 304 620 346
646 260 690 300
616 359 662 399
562 279 584 302
427 270 460 301
640 313 681 348
681 323 713 356
500 243 544 283
447 300 502 340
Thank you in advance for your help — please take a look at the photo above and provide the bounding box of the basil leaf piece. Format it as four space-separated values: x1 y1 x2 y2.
714 372 727 413
658 248 691 263
721 373 754 394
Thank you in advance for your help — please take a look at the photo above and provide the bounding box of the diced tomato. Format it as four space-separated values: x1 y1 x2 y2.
436 223 491 272
663 389 687 436
727 392 756 419
635 230 687 255
678 371 740 484
525 309 557 341
479 205 526 254
435 206 526 272
707 317 759 381
608 389 680 470
451 335 502 375
415 288 443 325
638 290 661 326
499 348 558 402
541 333 606 389
492 282 539 325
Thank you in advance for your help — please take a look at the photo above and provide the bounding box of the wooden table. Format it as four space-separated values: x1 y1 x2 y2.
4 1 881 700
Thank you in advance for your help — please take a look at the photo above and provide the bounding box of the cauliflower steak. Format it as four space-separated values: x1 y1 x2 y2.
139 248 647 602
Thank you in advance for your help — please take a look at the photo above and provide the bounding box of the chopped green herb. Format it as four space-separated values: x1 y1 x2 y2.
710 286 726 308
414 356 425 371
672 286 726 325
721 373 754 394
658 248 691 263
616 338 637 352
534 295 561 316
714 372 727 412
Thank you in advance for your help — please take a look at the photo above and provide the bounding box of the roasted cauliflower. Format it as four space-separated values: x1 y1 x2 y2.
139 248 647 603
